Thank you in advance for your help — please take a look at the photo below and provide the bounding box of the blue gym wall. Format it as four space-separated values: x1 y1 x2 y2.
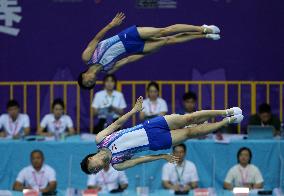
0 0 284 81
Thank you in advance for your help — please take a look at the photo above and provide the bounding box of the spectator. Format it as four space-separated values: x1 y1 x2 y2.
87 164 128 193
178 91 197 114
162 144 199 192
91 74 127 133
140 81 168 120
224 147 264 190
0 100 30 139
13 150 57 194
37 98 74 137
248 103 281 136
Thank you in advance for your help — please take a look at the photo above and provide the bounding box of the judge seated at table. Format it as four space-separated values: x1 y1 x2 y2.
37 98 75 138
139 81 168 121
0 100 30 139
224 147 264 190
248 103 281 136
13 150 57 194
162 144 199 192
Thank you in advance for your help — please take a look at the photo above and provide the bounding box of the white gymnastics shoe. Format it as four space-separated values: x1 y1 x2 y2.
205 34 220 40
227 114 244 124
203 24 220 34
225 107 242 116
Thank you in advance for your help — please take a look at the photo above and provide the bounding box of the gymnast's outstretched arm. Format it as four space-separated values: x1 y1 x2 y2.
108 54 146 74
113 154 179 171
96 96 144 143
82 12 126 62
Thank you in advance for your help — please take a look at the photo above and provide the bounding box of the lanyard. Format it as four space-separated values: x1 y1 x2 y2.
238 165 249 185
9 118 19 136
53 119 62 131
148 100 158 114
175 162 185 184
32 171 44 188
105 94 114 106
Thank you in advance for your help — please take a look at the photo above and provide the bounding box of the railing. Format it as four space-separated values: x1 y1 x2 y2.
0 81 283 133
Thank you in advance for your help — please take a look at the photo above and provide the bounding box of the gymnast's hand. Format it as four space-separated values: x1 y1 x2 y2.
162 154 180 164
109 12 126 27
132 96 144 112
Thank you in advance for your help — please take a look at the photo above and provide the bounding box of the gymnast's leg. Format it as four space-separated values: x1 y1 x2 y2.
137 24 220 39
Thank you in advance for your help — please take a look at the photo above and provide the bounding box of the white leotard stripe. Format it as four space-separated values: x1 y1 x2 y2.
99 41 125 67
88 35 126 72
109 127 149 155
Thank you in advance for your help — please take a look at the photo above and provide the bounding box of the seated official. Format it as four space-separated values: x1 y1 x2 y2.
162 144 199 192
13 150 57 194
37 98 75 137
224 147 264 190
178 91 197 114
248 103 281 136
0 100 30 139
92 74 127 133
87 164 128 193
140 81 168 120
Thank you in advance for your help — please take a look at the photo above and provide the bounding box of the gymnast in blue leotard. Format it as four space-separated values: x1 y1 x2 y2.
77 12 221 90
80 96 244 174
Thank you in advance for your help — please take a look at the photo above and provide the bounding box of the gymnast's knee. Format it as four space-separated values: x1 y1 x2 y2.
160 26 173 36
185 128 197 138
183 114 195 124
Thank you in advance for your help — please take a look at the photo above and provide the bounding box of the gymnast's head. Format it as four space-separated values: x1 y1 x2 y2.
77 68 97 90
80 150 110 174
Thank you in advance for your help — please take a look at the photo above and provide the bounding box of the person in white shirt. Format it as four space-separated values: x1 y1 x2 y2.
87 164 128 193
162 143 199 192
92 74 127 133
13 150 57 193
0 100 30 139
224 147 264 190
37 98 75 137
140 81 168 120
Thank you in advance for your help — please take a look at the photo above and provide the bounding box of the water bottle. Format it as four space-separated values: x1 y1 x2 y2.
135 174 141 192
281 123 284 139
20 129 25 140
61 132 66 141
55 131 60 141
148 176 155 193
65 188 75 196
74 188 81 196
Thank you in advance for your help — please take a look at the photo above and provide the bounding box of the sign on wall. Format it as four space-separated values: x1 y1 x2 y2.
0 0 22 36
136 0 177 9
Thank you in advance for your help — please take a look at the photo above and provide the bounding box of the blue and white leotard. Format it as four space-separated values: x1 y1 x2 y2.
97 116 172 165
86 25 145 73
87 35 126 72
97 124 150 164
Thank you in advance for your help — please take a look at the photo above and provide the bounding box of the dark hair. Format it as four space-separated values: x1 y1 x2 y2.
103 74 117 85
258 103 271 114
173 143 187 152
31 149 44 160
147 81 159 92
6 99 20 109
77 71 96 90
237 147 252 164
183 91 197 101
80 153 97 174
52 98 65 109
